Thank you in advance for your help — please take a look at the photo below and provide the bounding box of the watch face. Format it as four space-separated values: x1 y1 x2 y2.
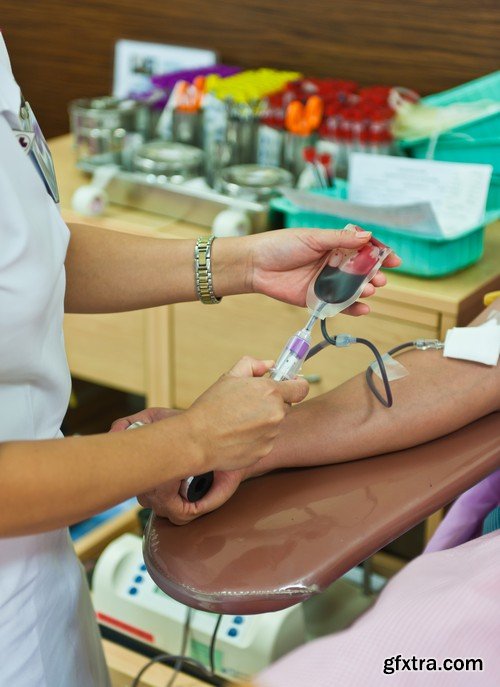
21 99 60 203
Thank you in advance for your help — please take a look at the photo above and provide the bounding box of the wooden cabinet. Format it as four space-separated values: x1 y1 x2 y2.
64 310 147 396
64 306 172 407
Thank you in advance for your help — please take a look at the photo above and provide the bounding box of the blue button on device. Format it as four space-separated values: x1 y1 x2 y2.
128 587 138 596
233 616 244 624
227 628 238 637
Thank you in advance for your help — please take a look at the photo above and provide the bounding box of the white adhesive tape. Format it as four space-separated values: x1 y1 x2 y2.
444 324 500 366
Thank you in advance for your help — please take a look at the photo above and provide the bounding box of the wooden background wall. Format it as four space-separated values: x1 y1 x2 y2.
1 0 498 138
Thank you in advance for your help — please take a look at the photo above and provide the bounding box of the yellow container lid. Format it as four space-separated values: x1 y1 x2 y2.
206 68 302 104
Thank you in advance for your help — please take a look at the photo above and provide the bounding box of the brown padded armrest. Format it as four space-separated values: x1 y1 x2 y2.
144 412 500 615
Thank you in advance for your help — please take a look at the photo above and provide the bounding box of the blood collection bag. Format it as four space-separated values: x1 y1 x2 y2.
306 234 392 318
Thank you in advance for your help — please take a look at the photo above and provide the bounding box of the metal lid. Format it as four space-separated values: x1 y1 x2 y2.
219 164 293 200
69 97 148 137
133 140 204 175
70 96 141 114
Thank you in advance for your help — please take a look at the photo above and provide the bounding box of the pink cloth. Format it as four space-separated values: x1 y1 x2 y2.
425 470 500 553
258 531 500 686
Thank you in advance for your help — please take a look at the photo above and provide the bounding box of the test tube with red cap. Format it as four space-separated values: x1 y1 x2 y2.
369 107 394 155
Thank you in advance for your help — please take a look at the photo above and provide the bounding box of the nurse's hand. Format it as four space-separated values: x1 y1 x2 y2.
110 406 176 432
110 408 245 525
138 467 248 526
182 356 308 472
111 407 247 524
241 227 401 314
110 355 308 493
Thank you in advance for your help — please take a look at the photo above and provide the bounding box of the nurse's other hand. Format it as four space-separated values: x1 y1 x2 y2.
244 227 401 314
109 406 175 432
110 408 248 524
137 468 247 526
184 356 309 473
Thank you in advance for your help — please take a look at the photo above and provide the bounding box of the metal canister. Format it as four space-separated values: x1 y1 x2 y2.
172 109 203 147
224 100 262 166
132 140 204 183
218 164 293 202
257 124 285 168
69 96 150 166
226 114 259 165
282 132 318 180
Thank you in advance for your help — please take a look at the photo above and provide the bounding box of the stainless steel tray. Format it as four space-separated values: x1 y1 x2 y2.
77 160 270 231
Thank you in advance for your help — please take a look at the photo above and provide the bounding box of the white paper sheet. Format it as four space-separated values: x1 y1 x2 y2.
348 154 492 237
279 188 442 236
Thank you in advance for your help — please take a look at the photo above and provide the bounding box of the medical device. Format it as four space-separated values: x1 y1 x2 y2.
270 233 446 406
93 534 306 682
271 232 392 382
127 421 214 502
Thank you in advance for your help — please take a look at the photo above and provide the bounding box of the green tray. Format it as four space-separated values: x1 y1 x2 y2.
270 179 500 279
399 71 500 172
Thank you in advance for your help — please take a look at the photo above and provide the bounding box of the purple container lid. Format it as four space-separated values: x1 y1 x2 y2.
129 65 242 109
151 64 241 90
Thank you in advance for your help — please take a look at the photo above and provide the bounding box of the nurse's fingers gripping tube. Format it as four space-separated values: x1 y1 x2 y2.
306 233 393 319
126 421 213 502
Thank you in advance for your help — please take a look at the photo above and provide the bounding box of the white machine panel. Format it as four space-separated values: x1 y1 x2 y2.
93 534 306 682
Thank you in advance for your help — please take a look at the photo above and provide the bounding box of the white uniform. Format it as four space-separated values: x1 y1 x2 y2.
0 34 110 686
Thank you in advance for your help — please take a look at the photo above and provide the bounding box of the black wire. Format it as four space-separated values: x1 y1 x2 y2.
165 607 192 687
320 318 337 347
130 610 223 687
305 338 330 360
130 607 212 687
359 337 393 408
365 341 418 406
130 654 208 687
209 614 223 675
315 319 394 408
386 342 417 357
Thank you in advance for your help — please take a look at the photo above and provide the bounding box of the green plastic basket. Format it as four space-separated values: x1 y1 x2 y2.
270 179 500 279
405 136 500 174
488 174 500 211
399 71 500 173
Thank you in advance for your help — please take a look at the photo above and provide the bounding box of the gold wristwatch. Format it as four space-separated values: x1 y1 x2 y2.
194 236 222 304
